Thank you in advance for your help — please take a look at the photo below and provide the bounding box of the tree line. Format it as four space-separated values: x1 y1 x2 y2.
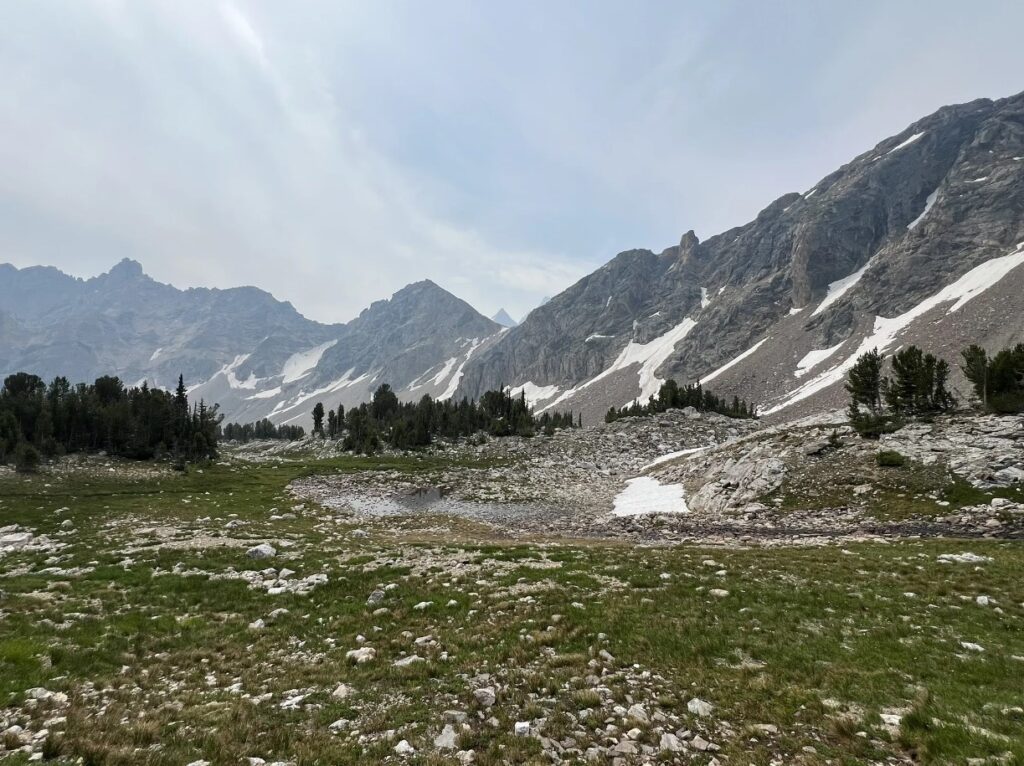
0 373 220 470
307 384 578 453
605 378 756 423
846 343 1023 437
220 418 305 443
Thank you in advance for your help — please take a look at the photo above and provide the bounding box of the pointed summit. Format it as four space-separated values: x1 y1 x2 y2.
490 308 517 328
106 258 145 280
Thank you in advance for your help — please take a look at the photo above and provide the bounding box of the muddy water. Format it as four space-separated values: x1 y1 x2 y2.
338 485 553 525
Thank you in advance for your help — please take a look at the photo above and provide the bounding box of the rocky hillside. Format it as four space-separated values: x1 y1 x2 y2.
0 261 502 426
456 91 1024 424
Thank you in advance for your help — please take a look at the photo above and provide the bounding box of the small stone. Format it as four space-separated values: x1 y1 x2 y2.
393 654 425 668
626 704 649 723
687 697 713 717
366 589 386 606
434 723 458 749
709 588 729 598
345 647 376 664
393 739 415 756
660 732 684 752
513 721 531 737
332 683 353 699
473 687 496 707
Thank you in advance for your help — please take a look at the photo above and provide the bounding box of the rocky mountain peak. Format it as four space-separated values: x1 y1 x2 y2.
104 258 146 280
491 308 517 328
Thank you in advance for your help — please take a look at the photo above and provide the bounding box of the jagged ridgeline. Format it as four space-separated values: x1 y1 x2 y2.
312 384 579 453
0 372 220 468
605 379 755 423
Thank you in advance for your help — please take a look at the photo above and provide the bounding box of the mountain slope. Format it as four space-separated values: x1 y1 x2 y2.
456 91 1024 423
196 280 502 425
0 262 502 426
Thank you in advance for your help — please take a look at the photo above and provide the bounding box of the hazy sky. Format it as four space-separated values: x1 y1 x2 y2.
2 1 1022 323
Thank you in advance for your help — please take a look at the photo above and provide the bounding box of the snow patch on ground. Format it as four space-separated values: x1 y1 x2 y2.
585 333 611 342
907 188 939 230
804 187 818 199
281 340 337 384
762 244 1024 415
701 287 711 309
886 131 925 155
789 306 806 316
701 338 768 384
812 262 871 316
612 477 688 516
149 347 163 362
795 343 845 378
641 447 707 472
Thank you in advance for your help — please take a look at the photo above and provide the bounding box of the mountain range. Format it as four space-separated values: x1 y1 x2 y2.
2 90 1023 427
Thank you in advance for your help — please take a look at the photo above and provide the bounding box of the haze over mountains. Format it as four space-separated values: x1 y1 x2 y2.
2 91 1023 426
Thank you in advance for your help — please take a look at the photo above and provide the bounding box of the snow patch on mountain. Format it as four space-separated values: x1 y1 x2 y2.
439 338 483 400
537 317 699 413
763 244 1024 416
795 343 845 378
281 340 338 384
701 338 768 384
812 262 872 316
887 131 925 155
908 188 939 230
509 382 561 408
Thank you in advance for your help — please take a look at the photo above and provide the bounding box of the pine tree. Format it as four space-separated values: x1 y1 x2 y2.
312 402 325 436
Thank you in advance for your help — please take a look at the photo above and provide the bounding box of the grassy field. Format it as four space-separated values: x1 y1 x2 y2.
0 455 1022 764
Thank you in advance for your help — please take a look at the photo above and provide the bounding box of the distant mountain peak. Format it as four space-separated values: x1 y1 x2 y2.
491 308 517 328
105 258 146 280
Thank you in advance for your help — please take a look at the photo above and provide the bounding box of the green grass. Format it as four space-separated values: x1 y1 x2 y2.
0 454 1021 764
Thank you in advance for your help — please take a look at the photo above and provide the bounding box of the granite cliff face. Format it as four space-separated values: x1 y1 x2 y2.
456 92 1024 423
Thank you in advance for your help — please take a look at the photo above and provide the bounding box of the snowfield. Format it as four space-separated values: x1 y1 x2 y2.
281 340 338 384
612 477 689 516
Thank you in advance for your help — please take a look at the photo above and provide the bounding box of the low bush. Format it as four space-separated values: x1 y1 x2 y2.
876 450 906 468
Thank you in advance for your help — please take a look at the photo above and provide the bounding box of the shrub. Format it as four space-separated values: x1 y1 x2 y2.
850 413 900 439
876 450 906 468
14 443 41 473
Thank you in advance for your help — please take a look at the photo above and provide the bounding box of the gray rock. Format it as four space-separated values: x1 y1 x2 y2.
246 543 276 560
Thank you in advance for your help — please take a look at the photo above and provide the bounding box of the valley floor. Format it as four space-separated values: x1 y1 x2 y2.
1 411 1023 765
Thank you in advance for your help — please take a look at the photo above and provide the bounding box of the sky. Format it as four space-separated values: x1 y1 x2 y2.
2 2 1023 324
